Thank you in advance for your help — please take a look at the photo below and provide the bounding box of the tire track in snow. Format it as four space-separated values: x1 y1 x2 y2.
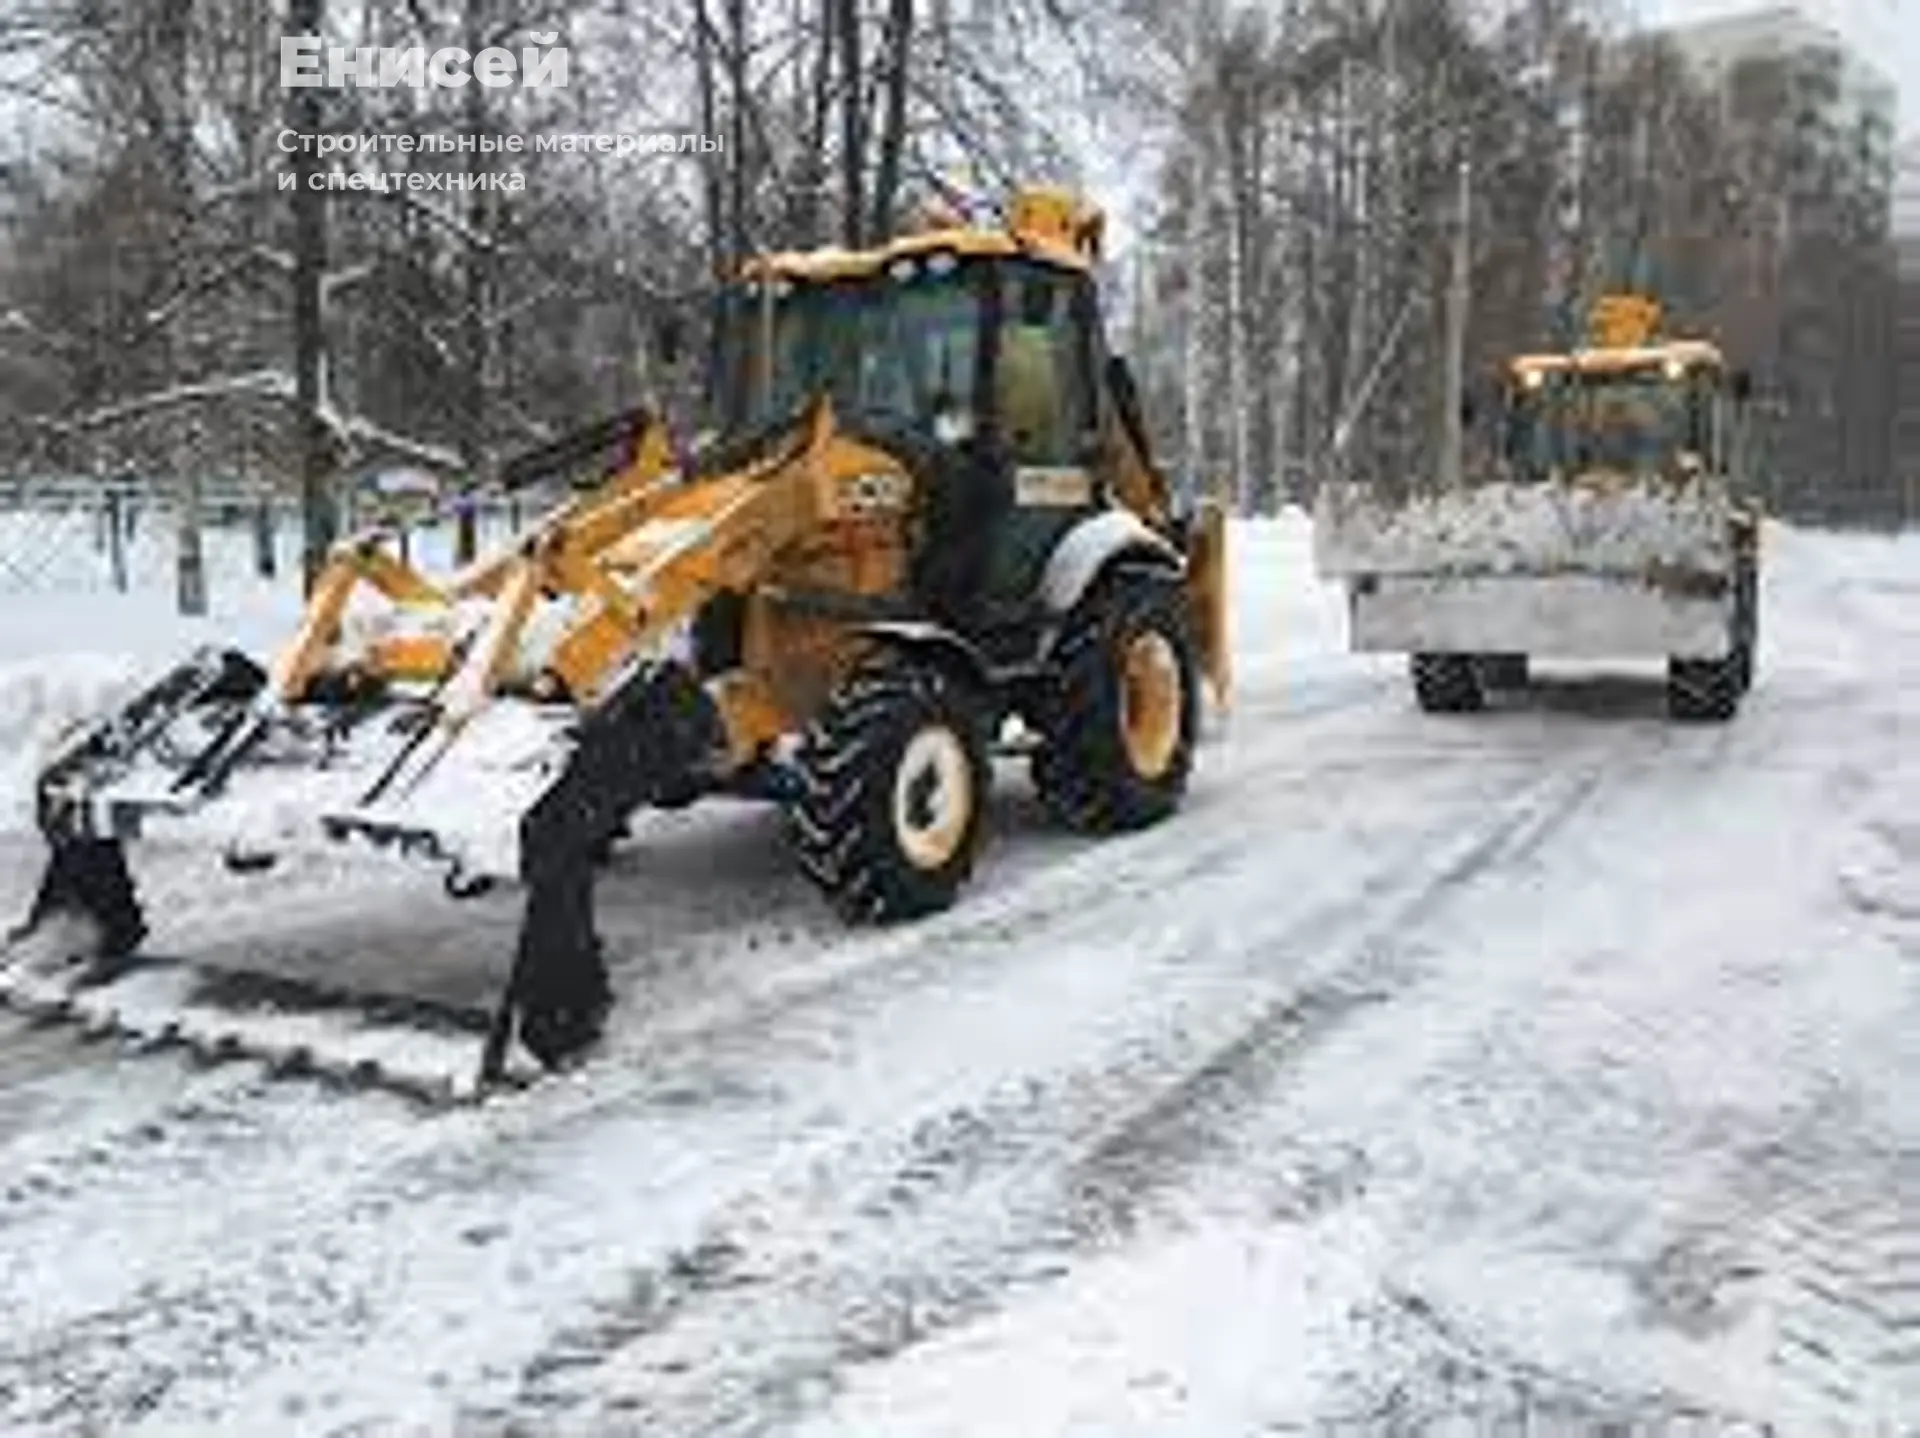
0 670 1424 1429
377 669 1416 1153
1343 1286 1771 1435
0 678 1618 1433
489 751 1625 1434
1740 1119 1920 1420
1062 755 1616 1245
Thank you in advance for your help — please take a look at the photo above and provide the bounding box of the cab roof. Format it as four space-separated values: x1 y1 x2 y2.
1509 293 1727 376
1510 339 1727 378
738 185 1103 284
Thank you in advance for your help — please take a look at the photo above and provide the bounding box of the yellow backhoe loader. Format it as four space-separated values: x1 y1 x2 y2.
5 186 1231 1101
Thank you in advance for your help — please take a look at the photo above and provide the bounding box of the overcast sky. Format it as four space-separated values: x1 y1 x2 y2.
1644 0 1912 136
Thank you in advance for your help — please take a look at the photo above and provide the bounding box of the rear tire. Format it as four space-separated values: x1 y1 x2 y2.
1031 575 1199 834
1411 653 1484 713
789 656 989 922
1667 655 1740 722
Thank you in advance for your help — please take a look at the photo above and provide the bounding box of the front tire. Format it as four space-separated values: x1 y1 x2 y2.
1031 575 1200 833
789 657 989 922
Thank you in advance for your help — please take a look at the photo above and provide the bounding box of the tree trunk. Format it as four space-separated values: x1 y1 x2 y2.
288 0 334 595
798 0 834 248
694 0 725 277
153 0 205 616
1222 105 1249 515
867 0 912 241
836 0 864 247
727 0 749 266
1178 12 1205 505
456 0 488 567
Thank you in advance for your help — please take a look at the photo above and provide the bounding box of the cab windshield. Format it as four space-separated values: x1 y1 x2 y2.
712 258 982 435
1506 364 1719 478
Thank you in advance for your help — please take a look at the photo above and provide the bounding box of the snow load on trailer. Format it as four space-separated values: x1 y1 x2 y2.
1312 474 1738 586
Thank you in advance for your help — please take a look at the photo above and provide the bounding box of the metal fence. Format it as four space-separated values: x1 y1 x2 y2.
0 477 557 604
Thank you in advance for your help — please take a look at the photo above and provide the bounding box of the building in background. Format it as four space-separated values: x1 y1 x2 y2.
1665 5 1897 196
1657 4 1900 524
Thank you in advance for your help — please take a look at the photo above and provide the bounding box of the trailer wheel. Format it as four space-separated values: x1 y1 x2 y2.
1031 574 1199 833
789 656 989 923
1667 655 1740 722
1411 653 1484 714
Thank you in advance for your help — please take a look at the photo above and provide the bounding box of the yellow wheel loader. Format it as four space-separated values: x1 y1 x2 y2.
5 187 1231 1101
1315 292 1761 722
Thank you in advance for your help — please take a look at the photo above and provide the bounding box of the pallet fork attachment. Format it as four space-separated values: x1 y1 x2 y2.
1 406 813 1100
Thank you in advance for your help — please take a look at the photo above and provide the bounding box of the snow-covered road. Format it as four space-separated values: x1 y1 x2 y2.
0 515 1913 1434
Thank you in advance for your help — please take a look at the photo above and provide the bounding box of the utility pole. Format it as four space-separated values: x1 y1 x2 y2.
1440 154 1472 492
288 0 335 595
1180 8 1206 508
455 0 488 567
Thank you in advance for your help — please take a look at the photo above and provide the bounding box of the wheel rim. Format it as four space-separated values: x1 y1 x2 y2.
891 725 974 872
1119 630 1183 780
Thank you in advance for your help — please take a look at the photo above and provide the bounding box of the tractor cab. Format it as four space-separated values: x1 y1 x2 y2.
1498 294 1749 484
711 187 1108 457
704 187 1171 619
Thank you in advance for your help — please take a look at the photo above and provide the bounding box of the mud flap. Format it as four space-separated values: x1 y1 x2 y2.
1182 497 1231 711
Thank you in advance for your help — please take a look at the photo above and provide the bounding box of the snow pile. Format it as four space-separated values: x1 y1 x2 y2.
1757 521 1920 683
1313 476 1739 579
0 652 146 829
1228 505 1357 691
0 579 303 834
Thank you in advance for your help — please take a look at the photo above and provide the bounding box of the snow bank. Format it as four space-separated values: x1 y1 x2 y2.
1228 505 1357 691
0 653 147 831
0 582 303 834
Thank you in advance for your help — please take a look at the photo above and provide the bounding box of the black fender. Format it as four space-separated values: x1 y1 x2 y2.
852 621 1002 697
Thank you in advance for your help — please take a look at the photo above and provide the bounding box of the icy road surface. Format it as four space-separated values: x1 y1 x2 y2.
0 514 1914 1435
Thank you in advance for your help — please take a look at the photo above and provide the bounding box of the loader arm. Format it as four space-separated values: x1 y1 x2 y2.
274 405 831 714
270 414 682 706
278 406 856 805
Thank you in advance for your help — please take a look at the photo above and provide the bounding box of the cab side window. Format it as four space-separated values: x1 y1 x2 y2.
996 266 1096 466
